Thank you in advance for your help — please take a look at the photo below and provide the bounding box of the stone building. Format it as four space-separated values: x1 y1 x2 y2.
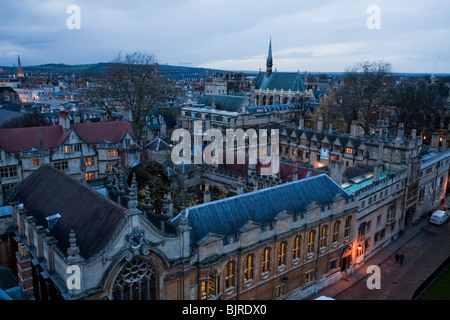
4 164 358 300
0 113 140 197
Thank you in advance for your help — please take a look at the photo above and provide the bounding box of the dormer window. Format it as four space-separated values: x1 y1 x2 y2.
46 213 61 231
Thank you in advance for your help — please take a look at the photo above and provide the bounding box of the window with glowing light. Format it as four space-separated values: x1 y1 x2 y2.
225 261 235 290
261 247 270 274
307 230 315 254
320 225 328 248
277 241 287 267
244 254 254 282
293 235 301 260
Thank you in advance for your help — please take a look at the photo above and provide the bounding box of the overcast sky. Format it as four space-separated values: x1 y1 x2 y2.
1 0 449 74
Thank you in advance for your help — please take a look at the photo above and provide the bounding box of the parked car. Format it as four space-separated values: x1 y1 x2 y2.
430 210 449 225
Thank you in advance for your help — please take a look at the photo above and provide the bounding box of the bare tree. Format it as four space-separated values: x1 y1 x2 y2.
84 51 175 137
339 61 393 135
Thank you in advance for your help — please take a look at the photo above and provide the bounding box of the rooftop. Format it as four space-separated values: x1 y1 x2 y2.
172 174 349 245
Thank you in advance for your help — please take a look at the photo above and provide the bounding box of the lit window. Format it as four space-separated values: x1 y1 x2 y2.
244 254 254 282
278 241 286 266
108 150 117 158
320 225 328 248
225 261 235 289
346 148 353 154
293 235 301 260
64 145 71 153
307 230 315 254
261 247 270 274
84 157 94 167
32 159 40 167
200 281 207 300
85 172 95 181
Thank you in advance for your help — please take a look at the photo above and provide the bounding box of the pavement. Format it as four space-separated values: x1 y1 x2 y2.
288 213 450 300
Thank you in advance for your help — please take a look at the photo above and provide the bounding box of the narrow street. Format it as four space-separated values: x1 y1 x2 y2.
310 219 450 300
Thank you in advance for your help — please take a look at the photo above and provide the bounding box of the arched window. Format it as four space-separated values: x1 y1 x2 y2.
244 254 254 282
345 216 352 238
261 247 270 274
307 230 315 254
333 220 341 243
320 225 328 248
293 235 301 260
112 258 156 300
201 270 218 300
225 261 235 289
278 241 287 266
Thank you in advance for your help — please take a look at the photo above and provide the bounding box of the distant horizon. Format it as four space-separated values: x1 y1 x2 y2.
2 61 449 78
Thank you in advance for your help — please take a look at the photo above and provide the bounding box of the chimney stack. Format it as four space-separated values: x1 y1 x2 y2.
330 159 344 185
16 243 34 300
373 163 384 183
58 111 71 132
430 132 440 151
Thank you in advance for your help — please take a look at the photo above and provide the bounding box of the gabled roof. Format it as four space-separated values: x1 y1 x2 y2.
255 72 306 91
9 165 126 259
0 125 65 153
145 138 172 151
173 174 348 245
71 121 136 144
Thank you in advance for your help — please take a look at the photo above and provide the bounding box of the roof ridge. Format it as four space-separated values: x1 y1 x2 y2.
186 173 332 213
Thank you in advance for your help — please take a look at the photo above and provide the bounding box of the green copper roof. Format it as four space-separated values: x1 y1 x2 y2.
255 72 306 91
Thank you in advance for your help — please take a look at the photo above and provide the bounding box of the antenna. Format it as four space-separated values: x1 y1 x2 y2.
431 53 441 83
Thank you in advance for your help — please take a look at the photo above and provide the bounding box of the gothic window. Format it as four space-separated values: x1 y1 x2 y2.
320 225 328 249
225 261 235 290
112 258 156 300
277 241 287 267
201 270 218 300
307 230 315 254
293 235 301 260
332 221 340 243
344 216 352 238
261 247 271 274
244 254 254 282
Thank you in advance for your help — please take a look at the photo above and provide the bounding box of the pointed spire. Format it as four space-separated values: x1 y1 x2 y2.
266 36 273 78
128 173 138 209
17 55 24 78
144 184 152 212
179 205 188 226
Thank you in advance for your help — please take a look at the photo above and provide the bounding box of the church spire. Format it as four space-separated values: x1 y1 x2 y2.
17 55 25 78
266 37 273 78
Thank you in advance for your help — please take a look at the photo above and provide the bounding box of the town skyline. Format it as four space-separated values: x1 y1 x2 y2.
0 0 449 74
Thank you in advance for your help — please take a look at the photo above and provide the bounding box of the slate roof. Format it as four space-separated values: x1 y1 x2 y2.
9 165 126 259
0 125 66 154
145 138 172 151
255 72 306 91
71 121 136 144
173 174 349 245
198 94 245 112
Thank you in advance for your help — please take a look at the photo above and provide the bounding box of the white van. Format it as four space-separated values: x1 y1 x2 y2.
430 210 449 225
